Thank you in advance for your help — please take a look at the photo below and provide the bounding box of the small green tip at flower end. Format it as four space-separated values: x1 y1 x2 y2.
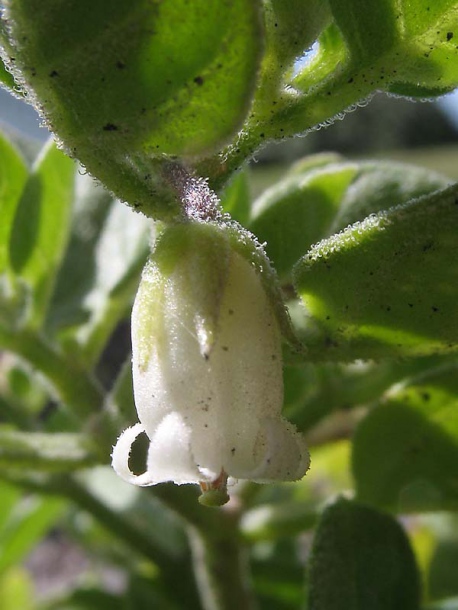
198 471 230 507
198 488 230 507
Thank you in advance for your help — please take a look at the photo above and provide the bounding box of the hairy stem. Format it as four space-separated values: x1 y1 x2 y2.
188 525 257 610
151 485 258 609
196 67 374 192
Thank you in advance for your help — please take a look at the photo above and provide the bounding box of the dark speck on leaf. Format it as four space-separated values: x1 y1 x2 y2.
228 309 234 315
222 346 229 351
231 447 236 455
432 306 439 312
421 392 431 401
103 123 118 131
347 77 354 83
447 32 454 41
194 75 204 86
116 60 126 69
49 70 59 77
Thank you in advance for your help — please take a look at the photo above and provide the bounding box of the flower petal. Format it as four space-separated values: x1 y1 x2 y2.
111 423 158 486
146 412 204 484
249 417 310 482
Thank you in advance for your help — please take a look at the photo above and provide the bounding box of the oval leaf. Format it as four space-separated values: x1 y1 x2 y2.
1 1 263 218
353 362 458 512
251 159 448 283
294 183 458 360
9 140 75 329
307 497 420 610
0 131 28 275
45 173 150 364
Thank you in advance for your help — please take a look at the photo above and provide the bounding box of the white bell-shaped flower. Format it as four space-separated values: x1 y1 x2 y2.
112 222 309 504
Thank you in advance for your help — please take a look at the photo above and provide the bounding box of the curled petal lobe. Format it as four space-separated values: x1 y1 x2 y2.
111 424 156 487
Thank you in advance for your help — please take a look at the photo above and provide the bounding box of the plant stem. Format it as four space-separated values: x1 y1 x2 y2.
151 485 259 609
196 66 374 192
0 469 178 572
0 430 98 470
0 327 104 421
59 477 179 570
188 525 257 610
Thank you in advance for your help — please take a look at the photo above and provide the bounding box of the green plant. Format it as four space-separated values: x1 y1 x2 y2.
0 1 458 608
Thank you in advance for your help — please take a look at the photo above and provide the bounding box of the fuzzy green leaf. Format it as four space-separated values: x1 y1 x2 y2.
0 429 98 471
283 356 442 433
0 57 15 90
326 161 450 234
220 171 251 226
0 568 34 610
328 0 398 63
353 362 458 512
0 132 28 275
0 0 263 218
0 491 64 574
307 497 420 610
8 140 75 328
249 164 358 281
46 175 150 364
251 160 448 283
326 0 458 95
294 183 458 360
263 0 331 67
